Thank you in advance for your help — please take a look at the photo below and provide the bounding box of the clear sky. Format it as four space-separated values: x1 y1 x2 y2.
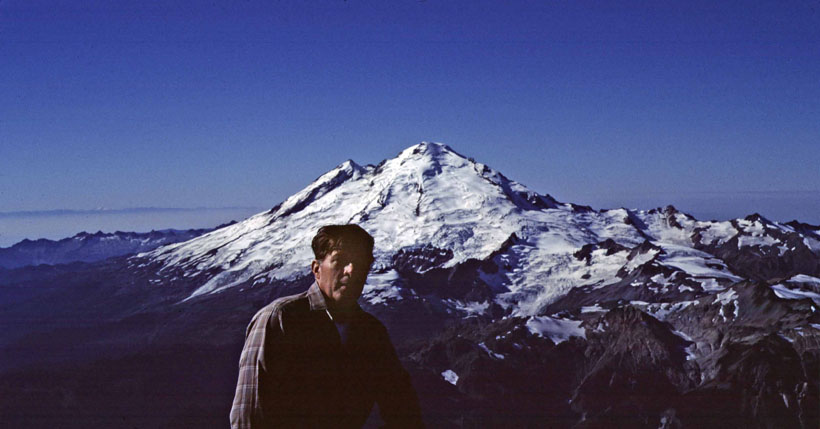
2 0 819 238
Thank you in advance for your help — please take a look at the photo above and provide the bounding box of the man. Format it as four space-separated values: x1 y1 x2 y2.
230 224 423 428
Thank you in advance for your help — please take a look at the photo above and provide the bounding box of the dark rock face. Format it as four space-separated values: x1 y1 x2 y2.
400 257 498 301
676 330 818 429
393 237 521 302
574 238 629 263
392 244 454 273
405 317 583 427
569 307 695 427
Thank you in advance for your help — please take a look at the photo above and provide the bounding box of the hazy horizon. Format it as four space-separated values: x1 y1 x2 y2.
0 206 264 248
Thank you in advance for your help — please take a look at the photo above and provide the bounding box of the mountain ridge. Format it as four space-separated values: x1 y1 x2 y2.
0 224 233 269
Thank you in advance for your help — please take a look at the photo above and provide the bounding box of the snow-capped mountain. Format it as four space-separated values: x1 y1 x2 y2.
3 142 818 428
141 142 820 317
0 225 230 269
143 142 565 301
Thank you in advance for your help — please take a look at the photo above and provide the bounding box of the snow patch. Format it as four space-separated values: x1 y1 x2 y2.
803 237 820 253
713 289 740 321
526 316 586 344
713 289 738 305
581 304 606 313
624 249 658 272
694 277 725 292
478 342 505 360
646 301 696 320
737 234 779 249
441 369 459 385
661 252 741 281
788 274 820 285
770 284 820 305
650 273 671 285
446 299 490 316
779 333 795 344
697 221 738 246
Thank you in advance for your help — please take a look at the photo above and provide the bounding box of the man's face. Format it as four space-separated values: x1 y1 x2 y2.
311 245 373 310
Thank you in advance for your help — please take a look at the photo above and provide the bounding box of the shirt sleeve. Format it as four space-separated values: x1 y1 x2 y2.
229 307 278 428
375 326 425 428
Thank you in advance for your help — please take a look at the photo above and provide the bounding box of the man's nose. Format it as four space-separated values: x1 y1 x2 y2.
344 262 355 275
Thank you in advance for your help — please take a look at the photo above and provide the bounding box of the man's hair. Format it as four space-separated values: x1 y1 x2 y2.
311 224 375 261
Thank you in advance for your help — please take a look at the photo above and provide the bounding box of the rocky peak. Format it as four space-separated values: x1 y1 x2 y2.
399 141 464 160
743 213 771 224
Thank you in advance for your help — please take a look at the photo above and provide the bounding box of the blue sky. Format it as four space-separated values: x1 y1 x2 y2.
1 0 819 242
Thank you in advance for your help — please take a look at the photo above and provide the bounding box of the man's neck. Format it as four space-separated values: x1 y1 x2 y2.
316 288 359 321
326 302 358 322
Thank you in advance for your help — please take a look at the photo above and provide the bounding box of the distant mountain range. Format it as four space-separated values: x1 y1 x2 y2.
1 142 817 428
0 224 234 269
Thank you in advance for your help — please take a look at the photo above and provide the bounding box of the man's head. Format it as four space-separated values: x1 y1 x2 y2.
311 224 375 311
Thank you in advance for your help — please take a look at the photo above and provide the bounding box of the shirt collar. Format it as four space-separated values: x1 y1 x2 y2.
306 281 362 320
307 281 328 312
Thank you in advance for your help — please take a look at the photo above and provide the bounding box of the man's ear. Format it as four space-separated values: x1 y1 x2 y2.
311 259 320 280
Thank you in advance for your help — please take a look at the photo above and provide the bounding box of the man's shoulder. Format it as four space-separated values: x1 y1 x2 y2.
356 309 390 335
248 290 311 329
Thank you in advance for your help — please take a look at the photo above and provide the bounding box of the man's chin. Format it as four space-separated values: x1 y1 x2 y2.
333 287 362 304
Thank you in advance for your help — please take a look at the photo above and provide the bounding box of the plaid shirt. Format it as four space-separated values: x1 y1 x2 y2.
230 282 423 428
